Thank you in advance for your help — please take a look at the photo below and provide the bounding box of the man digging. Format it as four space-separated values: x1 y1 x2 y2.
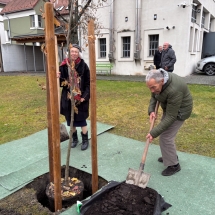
145 69 193 176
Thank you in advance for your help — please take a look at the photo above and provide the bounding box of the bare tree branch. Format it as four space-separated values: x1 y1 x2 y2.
78 0 92 22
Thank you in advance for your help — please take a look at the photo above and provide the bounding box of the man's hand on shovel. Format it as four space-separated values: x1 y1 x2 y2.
149 111 157 123
146 111 157 143
146 133 153 143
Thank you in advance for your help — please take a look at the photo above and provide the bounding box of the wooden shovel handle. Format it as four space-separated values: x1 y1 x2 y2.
141 101 160 164
149 101 160 131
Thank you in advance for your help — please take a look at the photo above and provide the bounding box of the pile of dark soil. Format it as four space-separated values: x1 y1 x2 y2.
84 182 156 215
81 181 171 215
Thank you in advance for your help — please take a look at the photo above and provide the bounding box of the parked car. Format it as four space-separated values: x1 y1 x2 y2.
196 56 215 76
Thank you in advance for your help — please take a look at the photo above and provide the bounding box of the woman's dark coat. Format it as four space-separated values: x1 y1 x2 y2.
153 50 162 69
59 59 90 125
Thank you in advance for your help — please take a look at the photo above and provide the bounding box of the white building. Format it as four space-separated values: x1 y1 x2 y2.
92 0 215 77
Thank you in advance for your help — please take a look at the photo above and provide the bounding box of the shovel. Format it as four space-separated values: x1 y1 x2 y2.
126 101 160 188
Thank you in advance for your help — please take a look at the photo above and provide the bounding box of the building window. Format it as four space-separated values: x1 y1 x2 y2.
209 19 212 31
56 6 64 11
201 11 205 28
30 15 35 27
122 36 130 57
99 38 106 58
193 29 198 52
38 15 42 28
209 18 215 31
189 27 194 52
149 35 159 56
191 5 197 23
30 15 43 28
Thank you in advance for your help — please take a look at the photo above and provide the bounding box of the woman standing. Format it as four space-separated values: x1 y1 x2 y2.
59 44 90 150
153 46 162 69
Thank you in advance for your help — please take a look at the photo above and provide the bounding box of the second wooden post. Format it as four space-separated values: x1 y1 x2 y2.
45 2 62 211
88 19 98 194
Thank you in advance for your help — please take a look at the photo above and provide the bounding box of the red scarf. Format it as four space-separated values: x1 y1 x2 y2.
75 57 81 65
60 57 81 66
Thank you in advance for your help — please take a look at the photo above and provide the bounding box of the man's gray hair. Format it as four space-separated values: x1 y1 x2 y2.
145 69 164 82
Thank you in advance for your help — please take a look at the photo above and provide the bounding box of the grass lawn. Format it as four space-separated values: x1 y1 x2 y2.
0 75 215 158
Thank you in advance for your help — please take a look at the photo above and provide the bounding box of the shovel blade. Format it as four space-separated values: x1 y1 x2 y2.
126 168 150 189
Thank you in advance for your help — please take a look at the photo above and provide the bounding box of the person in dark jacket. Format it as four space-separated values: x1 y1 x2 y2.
160 42 176 72
145 69 193 176
153 46 162 69
59 44 90 150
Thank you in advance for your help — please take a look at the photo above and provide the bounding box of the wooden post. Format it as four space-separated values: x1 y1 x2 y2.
88 19 98 194
45 2 62 211
45 56 54 183
55 36 61 112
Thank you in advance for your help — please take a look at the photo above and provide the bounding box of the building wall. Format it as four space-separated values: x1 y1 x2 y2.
34 0 46 15
1 1 46 72
2 44 44 72
4 16 38 37
92 0 215 77
3 10 44 34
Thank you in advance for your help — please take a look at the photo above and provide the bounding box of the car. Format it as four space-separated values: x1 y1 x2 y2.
196 56 215 76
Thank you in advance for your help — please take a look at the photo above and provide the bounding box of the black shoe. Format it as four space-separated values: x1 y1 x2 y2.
158 156 179 163
81 131 89 151
161 164 181 176
71 130 78 148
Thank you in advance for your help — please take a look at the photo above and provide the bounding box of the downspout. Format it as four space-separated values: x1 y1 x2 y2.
4 14 11 42
134 0 141 60
108 0 114 61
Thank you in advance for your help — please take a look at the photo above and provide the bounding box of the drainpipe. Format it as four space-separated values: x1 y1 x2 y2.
4 14 11 42
134 0 141 60
108 0 114 61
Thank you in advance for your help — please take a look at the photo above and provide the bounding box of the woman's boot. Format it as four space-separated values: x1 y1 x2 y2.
71 130 78 148
81 131 89 150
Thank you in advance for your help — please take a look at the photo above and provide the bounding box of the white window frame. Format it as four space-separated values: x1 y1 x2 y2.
193 29 198 52
56 6 64 11
30 15 43 29
189 26 194 52
38 15 42 28
96 33 109 62
98 38 106 58
210 18 215 31
143 29 163 61
117 31 134 62
191 5 197 23
30 15 35 27
201 11 205 28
